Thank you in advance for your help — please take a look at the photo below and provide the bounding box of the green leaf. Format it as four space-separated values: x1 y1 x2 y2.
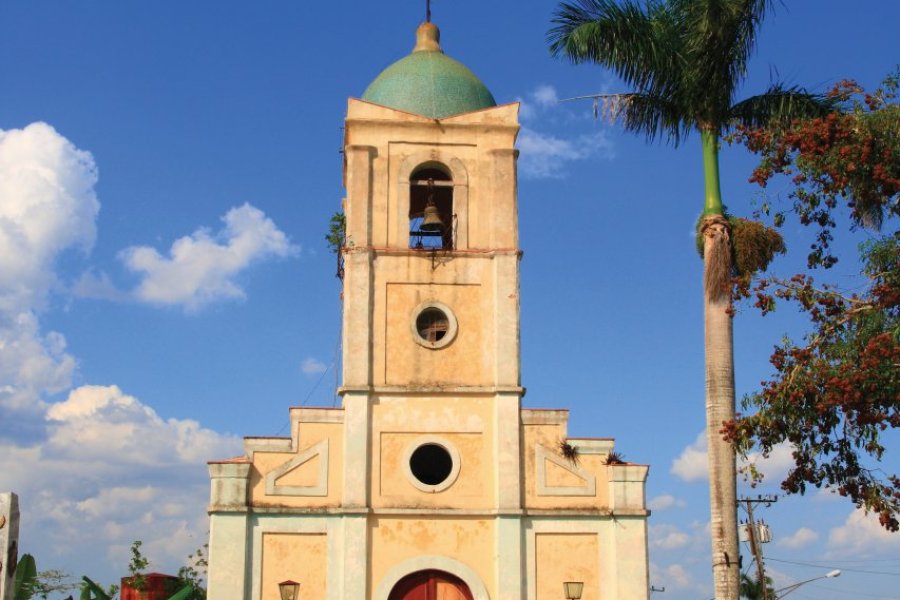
14 554 37 600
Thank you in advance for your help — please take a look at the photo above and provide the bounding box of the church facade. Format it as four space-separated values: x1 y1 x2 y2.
207 21 650 600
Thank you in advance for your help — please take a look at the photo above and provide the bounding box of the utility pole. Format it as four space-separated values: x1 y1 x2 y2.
739 495 777 600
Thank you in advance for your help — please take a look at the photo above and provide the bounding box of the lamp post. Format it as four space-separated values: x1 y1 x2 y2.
775 570 840 598
563 581 584 600
278 580 300 600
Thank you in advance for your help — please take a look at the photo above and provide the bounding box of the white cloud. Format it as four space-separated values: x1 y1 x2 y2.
45 385 237 466
778 526 819 549
742 443 796 483
671 432 797 484
662 563 693 588
301 357 328 375
531 84 559 108
0 125 131 435
0 122 247 583
0 311 75 414
121 203 298 311
650 524 691 550
72 269 128 301
671 433 709 482
650 562 708 595
648 494 687 512
514 85 615 179
517 127 614 179
0 122 99 313
0 385 241 575
0 123 97 416
828 509 900 556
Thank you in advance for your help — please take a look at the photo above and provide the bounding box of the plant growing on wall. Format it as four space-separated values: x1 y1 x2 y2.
558 439 580 465
326 211 347 279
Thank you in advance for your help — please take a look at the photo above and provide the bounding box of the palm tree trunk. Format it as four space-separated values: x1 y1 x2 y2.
700 128 740 600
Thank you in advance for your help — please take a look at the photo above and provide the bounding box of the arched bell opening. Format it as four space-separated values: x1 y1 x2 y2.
388 569 475 600
409 164 453 250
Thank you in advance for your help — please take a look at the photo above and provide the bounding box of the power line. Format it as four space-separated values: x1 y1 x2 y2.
767 557 900 577
798 584 900 599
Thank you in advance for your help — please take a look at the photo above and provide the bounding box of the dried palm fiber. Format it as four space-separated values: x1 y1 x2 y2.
730 218 785 279
702 215 732 302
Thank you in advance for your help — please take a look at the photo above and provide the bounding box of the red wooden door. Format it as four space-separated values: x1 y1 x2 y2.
388 570 474 600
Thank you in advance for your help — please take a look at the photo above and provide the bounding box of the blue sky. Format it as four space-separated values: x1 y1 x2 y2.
1 1 897 598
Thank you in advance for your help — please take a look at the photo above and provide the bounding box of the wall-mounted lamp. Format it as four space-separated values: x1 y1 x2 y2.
564 581 584 600
278 580 300 600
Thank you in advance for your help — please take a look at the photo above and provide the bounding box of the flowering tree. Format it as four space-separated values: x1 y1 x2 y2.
726 71 899 531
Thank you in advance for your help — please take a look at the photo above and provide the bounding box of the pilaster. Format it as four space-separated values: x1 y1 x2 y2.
342 515 369 599
207 463 251 600
342 248 374 387
495 392 521 509
495 516 523 600
341 390 371 508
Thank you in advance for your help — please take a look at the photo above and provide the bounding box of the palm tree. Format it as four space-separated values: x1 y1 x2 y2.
740 573 775 600
547 2 831 598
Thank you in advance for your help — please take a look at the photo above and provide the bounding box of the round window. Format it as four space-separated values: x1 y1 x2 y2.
416 308 449 342
403 436 461 493
411 301 458 349
409 444 453 485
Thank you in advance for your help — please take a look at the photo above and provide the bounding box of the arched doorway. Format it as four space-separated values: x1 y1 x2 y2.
388 569 475 600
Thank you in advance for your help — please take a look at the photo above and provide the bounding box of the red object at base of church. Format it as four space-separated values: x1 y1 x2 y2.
120 573 182 600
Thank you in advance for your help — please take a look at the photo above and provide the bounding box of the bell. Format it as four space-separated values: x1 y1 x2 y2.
420 202 444 231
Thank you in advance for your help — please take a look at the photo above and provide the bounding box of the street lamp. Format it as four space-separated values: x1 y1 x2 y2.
775 569 840 598
278 580 300 600
564 581 584 600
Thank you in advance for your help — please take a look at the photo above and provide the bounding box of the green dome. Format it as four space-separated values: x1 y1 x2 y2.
362 23 496 119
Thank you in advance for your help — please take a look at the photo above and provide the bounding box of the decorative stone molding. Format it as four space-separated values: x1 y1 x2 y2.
520 409 568 426
534 445 596 497
208 462 251 511
568 438 615 455
266 439 330 497
244 407 343 459
608 464 649 511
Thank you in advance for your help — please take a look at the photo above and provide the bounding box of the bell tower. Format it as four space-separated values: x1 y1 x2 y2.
206 19 650 600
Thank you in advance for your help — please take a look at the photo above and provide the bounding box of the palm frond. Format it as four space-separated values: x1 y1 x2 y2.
728 84 836 129
615 92 694 145
683 0 772 121
548 0 684 96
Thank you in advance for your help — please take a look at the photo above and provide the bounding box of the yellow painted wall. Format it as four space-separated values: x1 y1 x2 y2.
383 279 489 386
379 432 485 503
523 422 611 510
370 517 496 598
535 533 600 600
371 396 494 509
260 533 327 600
250 422 343 508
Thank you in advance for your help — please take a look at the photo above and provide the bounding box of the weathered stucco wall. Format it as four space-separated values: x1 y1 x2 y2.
371 395 494 509
248 412 344 509
370 517 496 598
382 277 490 386
260 532 327 600
534 532 600 599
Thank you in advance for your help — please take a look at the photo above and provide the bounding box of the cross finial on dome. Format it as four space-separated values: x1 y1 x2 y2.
426 0 431 23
